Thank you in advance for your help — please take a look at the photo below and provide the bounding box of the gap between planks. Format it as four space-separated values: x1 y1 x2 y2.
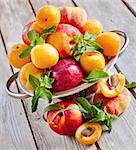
0 29 39 150
122 0 136 17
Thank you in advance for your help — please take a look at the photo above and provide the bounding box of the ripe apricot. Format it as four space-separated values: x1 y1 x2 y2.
31 43 59 69
96 32 121 56
36 5 60 28
80 19 103 35
8 44 31 69
47 32 72 58
29 21 43 34
80 52 105 73
19 62 44 91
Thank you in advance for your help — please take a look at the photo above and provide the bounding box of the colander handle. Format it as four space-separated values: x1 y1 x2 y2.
6 30 129 99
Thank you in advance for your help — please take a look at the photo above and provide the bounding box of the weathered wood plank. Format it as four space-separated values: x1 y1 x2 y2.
74 0 136 149
122 0 136 16
0 36 36 149
0 0 96 149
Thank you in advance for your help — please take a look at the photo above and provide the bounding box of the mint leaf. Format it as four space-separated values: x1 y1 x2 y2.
125 82 136 89
83 70 109 83
75 97 117 131
40 88 52 103
29 74 40 89
66 104 80 111
40 26 56 39
19 46 32 58
27 30 37 42
72 32 103 61
44 104 62 113
32 87 42 112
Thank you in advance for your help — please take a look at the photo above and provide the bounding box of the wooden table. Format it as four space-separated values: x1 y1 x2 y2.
0 0 136 149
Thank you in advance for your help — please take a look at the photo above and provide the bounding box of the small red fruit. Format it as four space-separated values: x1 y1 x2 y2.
52 59 84 92
45 100 83 136
22 21 34 45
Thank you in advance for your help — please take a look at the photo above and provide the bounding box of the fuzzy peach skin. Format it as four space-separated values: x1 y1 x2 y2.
80 19 103 35
31 43 59 69
96 32 121 56
47 32 72 58
36 5 60 28
60 7 87 28
19 62 44 91
93 87 132 116
80 52 105 73
8 44 31 69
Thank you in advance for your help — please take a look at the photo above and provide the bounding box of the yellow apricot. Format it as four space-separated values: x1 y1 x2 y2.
80 52 105 73
31 43 59 69
8 44 31 69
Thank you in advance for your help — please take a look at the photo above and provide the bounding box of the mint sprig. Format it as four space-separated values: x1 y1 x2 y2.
29 71 54 112
19 26 56 59
72 32 103 61
75 97 117 132
83 70 109 83
125 82 136 89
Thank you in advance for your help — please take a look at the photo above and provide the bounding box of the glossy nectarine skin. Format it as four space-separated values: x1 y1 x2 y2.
8 44 31 69
56 23 81 37
80 19 103 35
31 43 59 69
47 32 72 58
60 7 87 28
46 100 83 135
36 5 60 28
19 62 44 91
96 32 121 56
80 52 105 73
93 88 132 115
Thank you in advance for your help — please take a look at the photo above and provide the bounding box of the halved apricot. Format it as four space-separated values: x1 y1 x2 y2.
75 122 102 145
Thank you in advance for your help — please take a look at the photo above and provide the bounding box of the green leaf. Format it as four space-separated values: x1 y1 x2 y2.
125 82 136 89
83 70 109 83
44 104 62 113
94 100 104 109
29 74 40 90
31 87 42 112
19 46 32 58
27 30 37 42
75 97 117 131
83 32 96 41
31 86 53 112
40 26 56 39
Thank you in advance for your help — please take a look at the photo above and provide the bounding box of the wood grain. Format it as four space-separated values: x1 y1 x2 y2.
0 36 36 149
74 0 136 149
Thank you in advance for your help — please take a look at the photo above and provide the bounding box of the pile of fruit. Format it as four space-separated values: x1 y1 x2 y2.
7 5 134 145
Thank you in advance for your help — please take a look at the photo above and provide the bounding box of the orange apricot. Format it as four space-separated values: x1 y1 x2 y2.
96 32 121 56
80 19 103 35
80 52 105 73
47 32 72 58
31 43 59 69
36 5 60 28
8 44 31 69
19 62 44 91
29 21 43 34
